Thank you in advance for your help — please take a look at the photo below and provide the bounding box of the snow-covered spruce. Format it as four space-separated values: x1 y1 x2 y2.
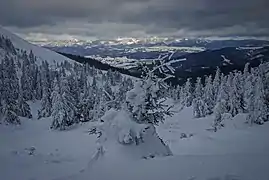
50 76 78 130
0 55 20 124
170 62 269 129
126 64 173 125
90 109 172 161
89 60 174 161
38 61 52 119
193 77 206 118
17 88 32 119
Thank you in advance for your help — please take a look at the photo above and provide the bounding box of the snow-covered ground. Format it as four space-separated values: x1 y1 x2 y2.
158 107 269 155
1 103 269 180
0 102 98 180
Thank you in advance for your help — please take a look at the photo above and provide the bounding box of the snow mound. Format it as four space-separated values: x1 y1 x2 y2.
0 26 73 65
93 109 172 161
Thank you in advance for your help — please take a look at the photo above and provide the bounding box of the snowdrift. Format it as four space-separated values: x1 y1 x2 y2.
90 109 172 163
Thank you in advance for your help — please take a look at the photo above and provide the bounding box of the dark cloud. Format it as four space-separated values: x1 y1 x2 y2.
1 0 269 38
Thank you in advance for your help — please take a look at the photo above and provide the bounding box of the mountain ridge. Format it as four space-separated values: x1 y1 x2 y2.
0 26 73 65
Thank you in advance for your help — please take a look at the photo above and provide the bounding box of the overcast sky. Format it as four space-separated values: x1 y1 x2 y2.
1 0 269 41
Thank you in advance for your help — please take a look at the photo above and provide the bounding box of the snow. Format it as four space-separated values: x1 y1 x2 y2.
250 54 264 60
73 154 269 180
237 46 264 50
1 102 269 180
0 26 74 65
67 107 269 180
158 107 269 155
221 55 233 65
0 102 98 180
169 58 187 64
95 109 172 160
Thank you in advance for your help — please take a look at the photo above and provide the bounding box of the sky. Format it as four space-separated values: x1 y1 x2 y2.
1 0 269 41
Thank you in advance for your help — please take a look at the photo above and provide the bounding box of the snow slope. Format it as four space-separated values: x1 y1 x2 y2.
1 103 269 180
73 107 269 180
0 101 98 180
158 107 269 155
0 26 73 65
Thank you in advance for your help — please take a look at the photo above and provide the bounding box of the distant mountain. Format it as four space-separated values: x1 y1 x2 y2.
168 46 269 71
43 37 269 49
169 46 269 84
36 32 269 86
56 46 269 86
45 38 269 61
121 46 269 85
168 39 269 50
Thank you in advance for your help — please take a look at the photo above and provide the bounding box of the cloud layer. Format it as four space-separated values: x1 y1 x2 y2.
1 0 269 39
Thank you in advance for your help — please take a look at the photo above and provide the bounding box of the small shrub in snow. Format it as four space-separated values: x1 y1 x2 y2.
180 133 188 139
180 132 194 139
25 146 36 156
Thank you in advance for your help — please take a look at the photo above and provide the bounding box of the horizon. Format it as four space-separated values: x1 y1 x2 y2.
10 30 269 46
1 0 269 43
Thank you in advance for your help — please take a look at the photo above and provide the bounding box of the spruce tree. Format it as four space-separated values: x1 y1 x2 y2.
2 56 19 100
77 84 95 122
204 75 214 115
1 55 20 124
66 74 79 106
51 77 79 130
213 102 223 131
17 88 32 118
126 65 173 125
182 78 193 107
0 62 3 118
247 74 267 124
1 99 20 124
243 71 254 113
113 78 131 110
38 61 52 118
213 67 221 102
35 69 42 100
192 77 206 118
51 79 65 129
21 53 35 101
229 72 244 116
216 75 229 114
243 63 250 81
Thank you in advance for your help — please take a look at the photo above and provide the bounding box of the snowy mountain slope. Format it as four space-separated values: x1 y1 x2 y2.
75 154 269 180
57 108 269 180
0 26 73 65
1 102 268 180
0 102 99 180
